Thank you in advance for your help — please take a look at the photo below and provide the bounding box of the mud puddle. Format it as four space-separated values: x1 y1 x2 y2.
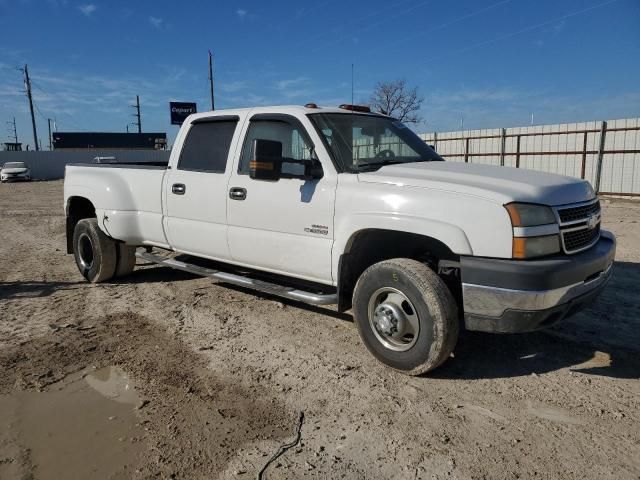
0 366 145 479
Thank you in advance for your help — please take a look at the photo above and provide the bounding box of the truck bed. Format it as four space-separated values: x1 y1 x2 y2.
64 163 168 246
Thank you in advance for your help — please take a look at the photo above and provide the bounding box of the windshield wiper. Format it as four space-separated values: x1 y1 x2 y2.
356 159 427 172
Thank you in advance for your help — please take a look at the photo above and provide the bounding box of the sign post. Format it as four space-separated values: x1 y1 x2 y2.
170 102 197 125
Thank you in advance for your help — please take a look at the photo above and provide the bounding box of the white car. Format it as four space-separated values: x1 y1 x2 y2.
63 104 615 375
1 161 31 182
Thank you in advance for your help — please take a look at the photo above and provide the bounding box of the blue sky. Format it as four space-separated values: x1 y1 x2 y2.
1 0 639 147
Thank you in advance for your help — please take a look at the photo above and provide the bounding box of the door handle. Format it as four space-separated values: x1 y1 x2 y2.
229 187 247 200
172 183 186 195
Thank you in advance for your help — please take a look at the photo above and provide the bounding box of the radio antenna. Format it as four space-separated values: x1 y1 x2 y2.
351 63 354 105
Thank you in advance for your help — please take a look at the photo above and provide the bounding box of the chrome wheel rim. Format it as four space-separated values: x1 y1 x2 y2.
367 287 420 351
78 233 94 270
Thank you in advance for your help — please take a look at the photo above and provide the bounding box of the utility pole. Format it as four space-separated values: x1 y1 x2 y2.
48 118 53 150
21 64 39 151
130 95 142 133
208 50 215 111
7 117 18 143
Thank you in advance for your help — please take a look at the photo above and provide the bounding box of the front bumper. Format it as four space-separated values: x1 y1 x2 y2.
1 173 30 181
461 230 616 333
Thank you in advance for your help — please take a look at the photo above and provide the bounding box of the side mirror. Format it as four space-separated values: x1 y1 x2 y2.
304 158 324 180
250 139 282 181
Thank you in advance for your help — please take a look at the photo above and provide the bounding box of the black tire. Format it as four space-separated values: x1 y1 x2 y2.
352 258 459 375
72 218 117 283
115 243 136 278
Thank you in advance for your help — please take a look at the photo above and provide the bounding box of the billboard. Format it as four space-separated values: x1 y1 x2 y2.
170 102 197 125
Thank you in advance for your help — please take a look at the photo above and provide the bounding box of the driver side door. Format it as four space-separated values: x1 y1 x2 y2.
226 114 336 284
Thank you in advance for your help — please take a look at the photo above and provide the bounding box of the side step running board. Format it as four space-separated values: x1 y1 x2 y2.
136 250 338 306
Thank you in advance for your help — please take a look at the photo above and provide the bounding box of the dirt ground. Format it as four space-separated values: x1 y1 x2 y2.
0 180 639 480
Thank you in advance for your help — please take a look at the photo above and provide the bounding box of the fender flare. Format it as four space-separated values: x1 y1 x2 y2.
333 212 473 272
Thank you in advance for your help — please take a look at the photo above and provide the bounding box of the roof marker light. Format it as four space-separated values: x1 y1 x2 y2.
338 104 371 113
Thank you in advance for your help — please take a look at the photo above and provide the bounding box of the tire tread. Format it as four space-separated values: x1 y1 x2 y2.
115 243 136 278
353 258 459 375
73 218 117 283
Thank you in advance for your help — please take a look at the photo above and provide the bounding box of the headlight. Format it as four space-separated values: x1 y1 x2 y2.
506 203 560 258
512 235 560 259
505 203 556 226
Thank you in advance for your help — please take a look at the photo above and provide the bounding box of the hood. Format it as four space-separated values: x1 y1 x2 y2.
1 167 29 174
358 161 595 206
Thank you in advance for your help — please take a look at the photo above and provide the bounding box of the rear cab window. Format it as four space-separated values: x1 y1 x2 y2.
178 118 238 173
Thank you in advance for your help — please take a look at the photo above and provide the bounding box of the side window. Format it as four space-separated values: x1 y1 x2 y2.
238 120 313 176
178 121 237 173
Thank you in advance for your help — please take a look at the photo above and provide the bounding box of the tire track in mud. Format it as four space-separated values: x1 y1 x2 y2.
0 311 298 478
0 210 84 345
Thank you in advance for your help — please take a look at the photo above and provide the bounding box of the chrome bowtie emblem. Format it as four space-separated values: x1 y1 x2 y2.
587 214 599 229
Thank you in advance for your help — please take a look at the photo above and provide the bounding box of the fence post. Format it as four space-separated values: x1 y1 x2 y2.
433 132 438 151
515 135 521 168
464 137 470 163
499 128 506 167
580 131 588 179
594 121 608 194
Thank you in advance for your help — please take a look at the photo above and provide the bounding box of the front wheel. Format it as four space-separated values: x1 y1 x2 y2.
352 258 459 375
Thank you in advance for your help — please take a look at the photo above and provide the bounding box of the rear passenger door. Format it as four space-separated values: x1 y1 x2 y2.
163 115 241 260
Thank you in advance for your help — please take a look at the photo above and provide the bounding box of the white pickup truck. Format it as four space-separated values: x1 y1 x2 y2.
64 104 615 374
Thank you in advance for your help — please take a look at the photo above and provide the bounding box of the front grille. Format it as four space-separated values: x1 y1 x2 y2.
562 224 600 253
557 201 600 223
554 199 601 254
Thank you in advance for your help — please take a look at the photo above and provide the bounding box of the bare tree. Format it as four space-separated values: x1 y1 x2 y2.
369 79 423 124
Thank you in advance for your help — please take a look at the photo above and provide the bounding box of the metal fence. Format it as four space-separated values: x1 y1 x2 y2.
0 150 170 180
420 117 640 197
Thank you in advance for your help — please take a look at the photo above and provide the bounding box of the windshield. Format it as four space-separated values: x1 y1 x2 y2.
3 162 26 169
309 113 442 172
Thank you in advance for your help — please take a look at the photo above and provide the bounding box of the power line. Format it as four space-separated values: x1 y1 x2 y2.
295 0 338 19
30 78 89 132
0 63 21 72
34 103 48 122
308 0 435 54
304 0 416 47
48 112 86 133
33 103 61 148
426 0 620 61
31 72 142 134
387 0 515 48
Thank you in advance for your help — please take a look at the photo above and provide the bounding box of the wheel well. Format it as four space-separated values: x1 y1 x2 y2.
66 197 96 253
337 229 460 312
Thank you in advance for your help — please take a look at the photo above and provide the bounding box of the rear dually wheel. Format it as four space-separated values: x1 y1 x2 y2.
72 218 117 283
